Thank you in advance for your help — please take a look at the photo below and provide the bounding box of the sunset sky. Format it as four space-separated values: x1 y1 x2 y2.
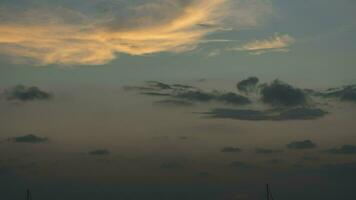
0 1 356 200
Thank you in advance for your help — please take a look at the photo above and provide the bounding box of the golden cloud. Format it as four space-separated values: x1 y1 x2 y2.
0 0 272 65
237 33 295 55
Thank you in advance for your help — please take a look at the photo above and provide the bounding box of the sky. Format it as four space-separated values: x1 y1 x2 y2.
0 0 356 200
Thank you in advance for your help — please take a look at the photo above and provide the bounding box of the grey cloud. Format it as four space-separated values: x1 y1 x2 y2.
89 149 110 156
127 81 251 105
176 91 251 105
260 80 306 107
319 85 356 102
215 92 251 105
5 85 52 102
286 140 317 150
175 91 215 102
142 92 171 97
326 145 356 155
237 77 259 93
203 107 327 121
11 134 48 143
278 107 327 120
146 81 172 90
255 148 283 154
154 99 194 106
221 147 242 153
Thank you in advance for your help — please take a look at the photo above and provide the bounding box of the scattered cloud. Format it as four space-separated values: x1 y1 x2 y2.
221 147 243 153
4 85 52 102
235 33 295 55
237 77 259 93
0 0 273 65
89 149 111 156
203 107 327 121
11 134 48 143
260 80 307 107
326 145 356 155
286 140 317 150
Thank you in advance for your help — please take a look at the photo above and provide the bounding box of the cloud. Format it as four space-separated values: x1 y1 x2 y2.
127 81 251 105
236 77 259 93
11 134 48 143
142 92 172 97
319 85 356 103
4 85 52 102
203 107 327 121
0 0 273 65
154 99 194 106
221 147 243 153
260 80 307 107
255 148 283 154
286 140 317 150
326 145 356 155
89 149 111 156
215 92 251 105
235 33 295 55
174 91 251 105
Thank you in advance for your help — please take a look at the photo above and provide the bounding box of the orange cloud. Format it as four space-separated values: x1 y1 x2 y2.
0 0 271 65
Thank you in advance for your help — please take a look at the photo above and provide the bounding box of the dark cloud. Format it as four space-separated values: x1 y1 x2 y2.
89 149 110 156
11 134 48 143
221 147 242 153
203 107 327 121
5 85 52 102
229 161 254 169
237 77 259 93
319 85 356 102
255 148 283 154
326 145 356 155
125 81 251 105
171 84 196 90
260 80 306 107
154 99 195 107
141 92 171 96
160 161 183 169
215 92 251 105
286 140 317 150
146 81 172 90
278 107 327 120
175 91 215 102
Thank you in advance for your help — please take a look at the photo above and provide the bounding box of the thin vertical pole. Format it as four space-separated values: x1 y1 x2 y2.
266 184 270 200
27 189 31 200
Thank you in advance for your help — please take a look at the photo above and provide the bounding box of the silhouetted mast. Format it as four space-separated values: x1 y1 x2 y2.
266 184 274 200
26 189 32 200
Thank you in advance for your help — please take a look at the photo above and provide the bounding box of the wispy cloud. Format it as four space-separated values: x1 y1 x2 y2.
234 33 295 55
0 0 273 65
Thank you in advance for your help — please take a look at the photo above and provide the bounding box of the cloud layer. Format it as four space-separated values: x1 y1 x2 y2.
0 0 272 65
